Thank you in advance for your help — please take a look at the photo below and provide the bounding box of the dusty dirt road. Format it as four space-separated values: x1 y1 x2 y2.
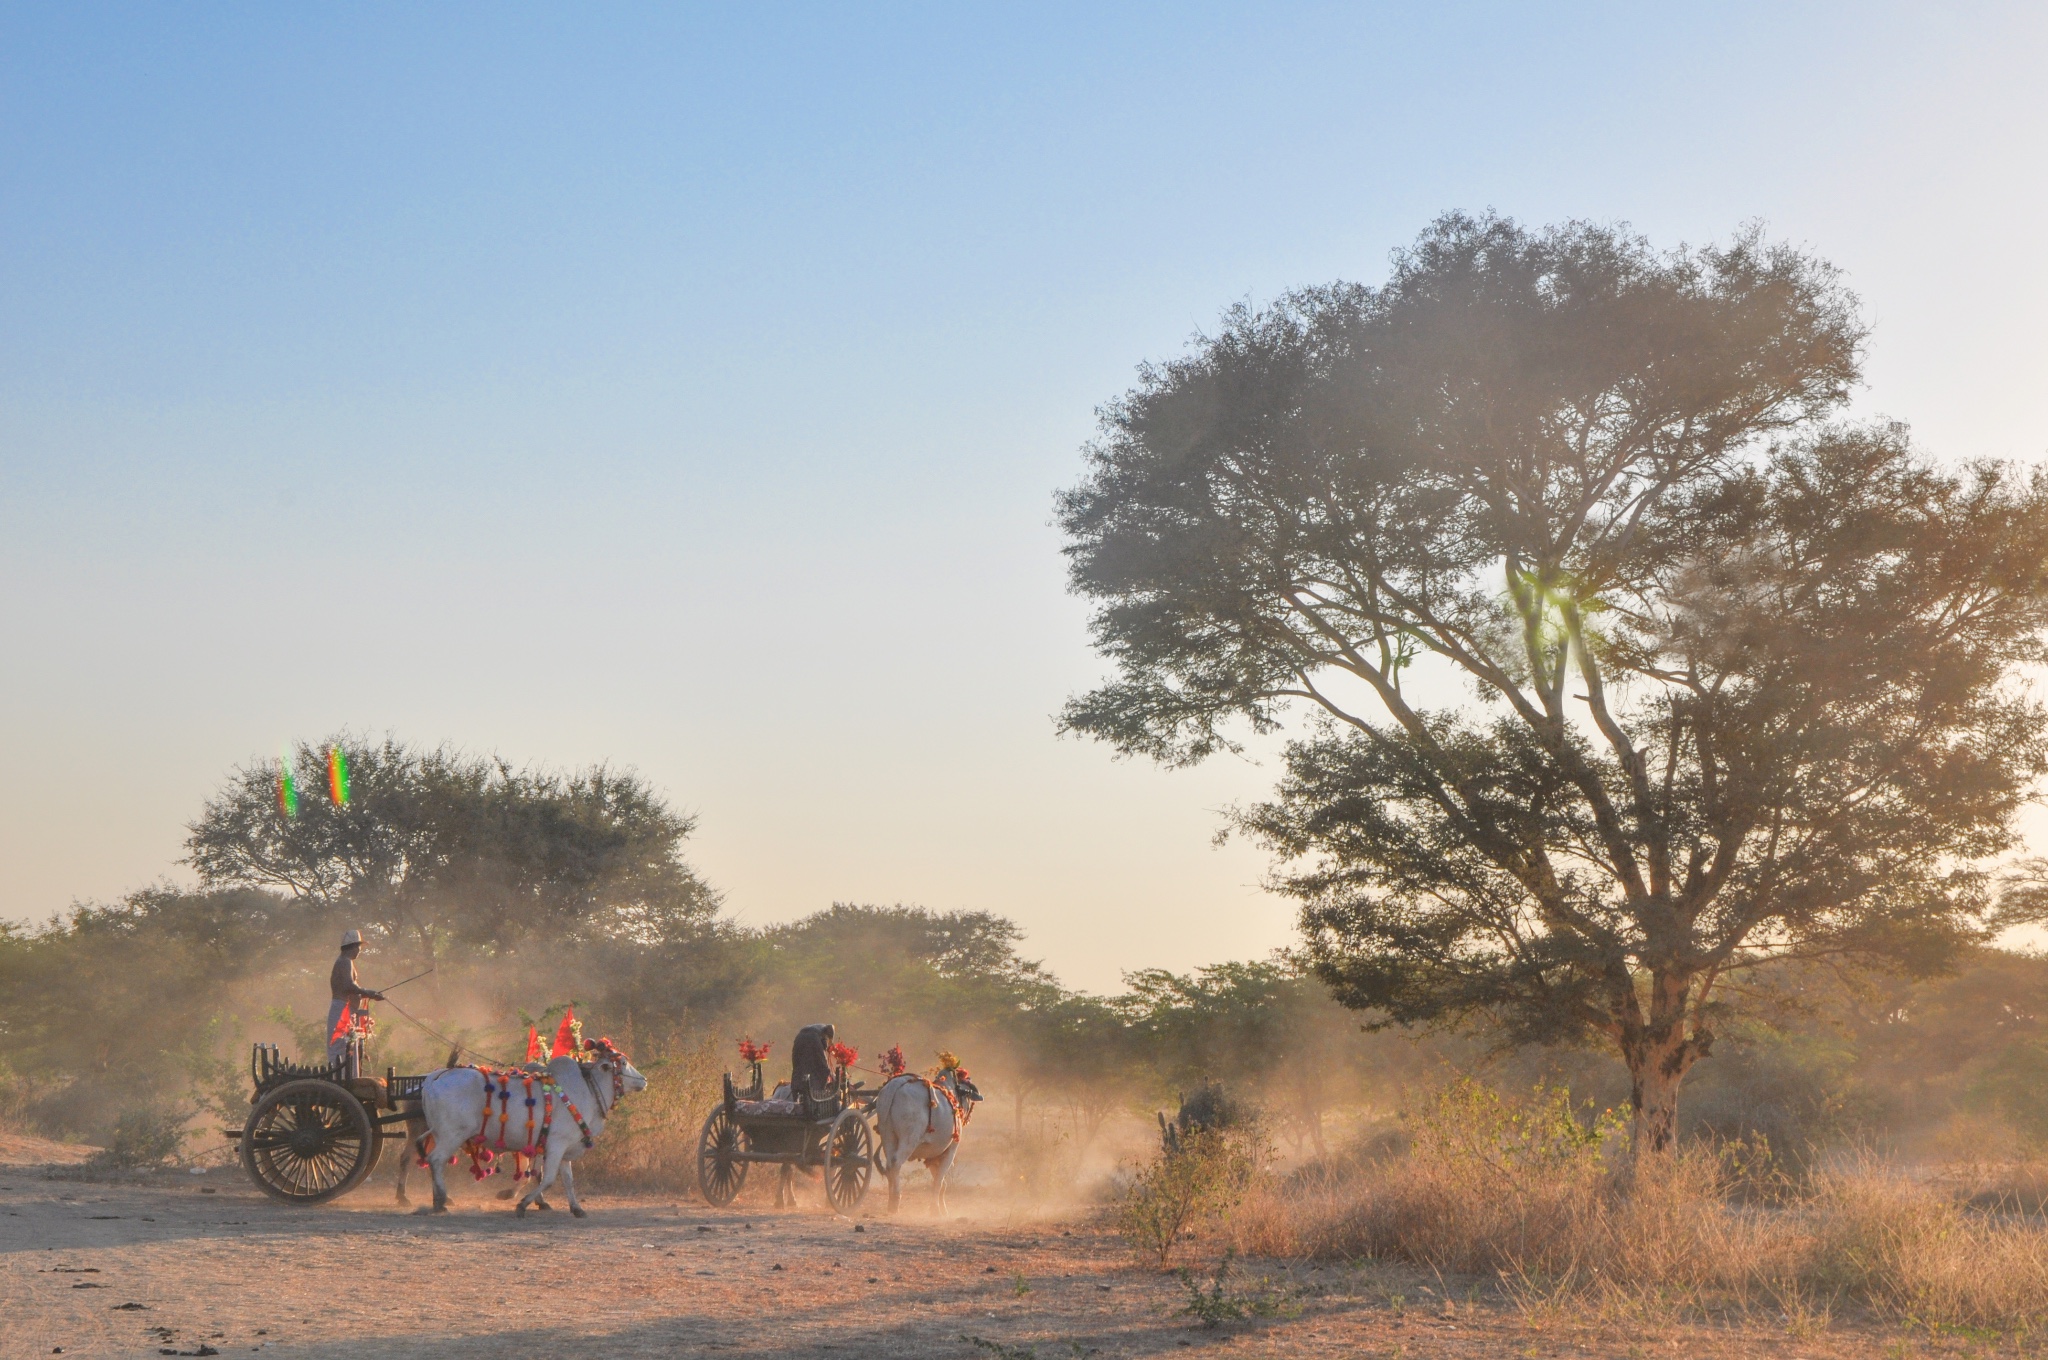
3 1158 1911 1360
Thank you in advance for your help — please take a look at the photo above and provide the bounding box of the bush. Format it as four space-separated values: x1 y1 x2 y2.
1175 1249 1302 1325
1115 1125 1260 1267
0 1056 27 1130
1965 1040 2048 1142
577 1032 722 1187
1239 1080 1628 1271
86 1105 189 1170
1221 1082 2048 1332
1163 1082 1248 1145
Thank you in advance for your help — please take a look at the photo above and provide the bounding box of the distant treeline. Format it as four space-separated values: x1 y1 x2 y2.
3 735 2046 1164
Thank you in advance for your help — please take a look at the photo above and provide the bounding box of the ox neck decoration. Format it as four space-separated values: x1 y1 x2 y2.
579 1037 629 1117
902 1071 971 1144
577 1062 608 1118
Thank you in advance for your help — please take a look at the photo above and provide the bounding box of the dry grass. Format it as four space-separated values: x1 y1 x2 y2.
1223 1080 2048 1333
577 1031 725 1187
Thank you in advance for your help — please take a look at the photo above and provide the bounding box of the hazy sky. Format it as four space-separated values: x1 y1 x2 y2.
4 3 2045 992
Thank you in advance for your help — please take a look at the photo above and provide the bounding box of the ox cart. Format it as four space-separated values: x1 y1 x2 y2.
228 1023 423 1205
695 1054 877 1213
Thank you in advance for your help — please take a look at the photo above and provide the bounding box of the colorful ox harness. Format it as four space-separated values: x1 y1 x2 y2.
416 1055 620 1181
899 1072 973 1159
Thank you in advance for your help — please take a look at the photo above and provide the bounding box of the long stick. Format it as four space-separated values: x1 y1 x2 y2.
379 966 436 992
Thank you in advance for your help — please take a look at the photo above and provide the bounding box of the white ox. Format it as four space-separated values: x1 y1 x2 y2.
414 1044 646 1217
873 1068 982 1214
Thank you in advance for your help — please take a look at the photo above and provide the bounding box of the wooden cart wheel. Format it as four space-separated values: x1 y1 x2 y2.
359 1124 387 1183
697 1106 751 1207
240 1079 377 1205
824 1109 874 1215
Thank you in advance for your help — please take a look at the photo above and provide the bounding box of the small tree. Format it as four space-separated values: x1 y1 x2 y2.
1059 212 2048 1153
1116 1125 1258 1267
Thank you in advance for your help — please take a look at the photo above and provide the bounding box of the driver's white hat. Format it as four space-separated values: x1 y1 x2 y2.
340 929 363 947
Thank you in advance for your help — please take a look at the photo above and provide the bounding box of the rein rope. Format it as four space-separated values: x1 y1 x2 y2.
379 995 516 1068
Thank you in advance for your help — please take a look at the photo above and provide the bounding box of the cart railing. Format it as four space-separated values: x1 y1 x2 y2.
250 1041 347 1095
248 1042 428 1109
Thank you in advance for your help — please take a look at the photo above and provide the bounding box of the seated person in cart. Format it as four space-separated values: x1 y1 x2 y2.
788 1022 837 1100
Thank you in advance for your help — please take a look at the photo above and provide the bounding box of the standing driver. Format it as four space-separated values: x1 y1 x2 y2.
328 929 386 1063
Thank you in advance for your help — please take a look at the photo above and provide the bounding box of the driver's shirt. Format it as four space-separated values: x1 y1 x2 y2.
330 952 364 1002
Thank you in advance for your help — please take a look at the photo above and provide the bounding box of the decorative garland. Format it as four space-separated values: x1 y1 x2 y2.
437 1065 571 1180
411 1037 630 1179
558 1091 596 1149
892 1048 970 1146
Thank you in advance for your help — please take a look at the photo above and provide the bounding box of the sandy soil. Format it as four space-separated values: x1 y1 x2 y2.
0 1153 1960 1360
0 1134 95 1166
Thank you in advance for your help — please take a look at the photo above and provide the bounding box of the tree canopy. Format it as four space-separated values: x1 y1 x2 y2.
185 735 720 952
1058 212 2048 1151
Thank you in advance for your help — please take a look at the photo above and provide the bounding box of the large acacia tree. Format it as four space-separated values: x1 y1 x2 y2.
1058 213 2048 1152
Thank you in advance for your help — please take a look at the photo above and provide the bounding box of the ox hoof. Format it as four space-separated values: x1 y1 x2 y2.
534 1199 553 1211
570 1205 587 1219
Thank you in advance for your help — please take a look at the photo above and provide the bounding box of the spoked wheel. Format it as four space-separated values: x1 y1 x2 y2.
240 1079 376 1205
697 1106 751 1207
359 1126 388 1183
824 1110 874 1215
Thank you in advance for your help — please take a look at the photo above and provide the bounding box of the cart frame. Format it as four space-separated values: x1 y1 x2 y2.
228 1027 424 1205
695 1058 878 1214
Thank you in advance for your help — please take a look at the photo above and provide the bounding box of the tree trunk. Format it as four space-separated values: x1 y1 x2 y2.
1621 976 1709 1157
1627 1035 1685 1155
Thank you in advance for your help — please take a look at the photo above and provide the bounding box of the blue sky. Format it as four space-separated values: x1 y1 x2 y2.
3 3 2045 990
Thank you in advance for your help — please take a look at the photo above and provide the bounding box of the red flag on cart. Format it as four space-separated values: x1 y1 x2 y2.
525 1026 542 1062
549 1007 576 1059
330 1004 354 1045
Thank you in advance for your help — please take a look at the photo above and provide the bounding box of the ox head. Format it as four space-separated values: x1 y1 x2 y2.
584 1037 649 1100
940 1067 984 1108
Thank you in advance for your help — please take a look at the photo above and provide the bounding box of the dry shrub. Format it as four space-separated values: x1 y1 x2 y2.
1802 1160 2048 1328
1234 1079 1621 1270
1934 1154 2048 1215
1117 1126 1261 1267
578 1032 722 1188
1224 1081 2048 1332
85 1104 190 1170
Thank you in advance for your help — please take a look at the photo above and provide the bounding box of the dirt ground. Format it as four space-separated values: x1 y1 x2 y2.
0 1152 1990 1360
